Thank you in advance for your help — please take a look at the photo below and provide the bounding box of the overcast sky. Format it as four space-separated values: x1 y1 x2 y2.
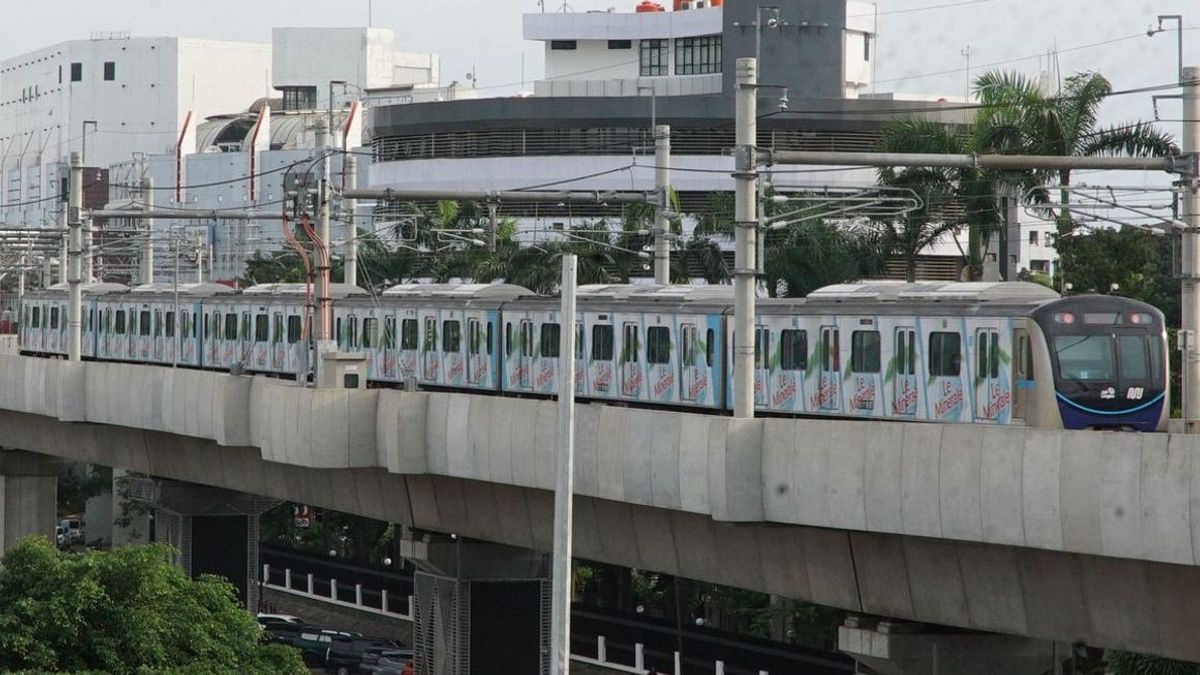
0 0 1195 147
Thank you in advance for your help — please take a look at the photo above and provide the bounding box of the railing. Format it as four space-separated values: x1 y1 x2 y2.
261 564 774 675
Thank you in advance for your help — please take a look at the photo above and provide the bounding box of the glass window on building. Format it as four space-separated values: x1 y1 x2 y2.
103 61 115 81
675 35 722 75
550 40 577 50
70 62 82 82
608 40 632 50
280 86 318 111
640 39 667 76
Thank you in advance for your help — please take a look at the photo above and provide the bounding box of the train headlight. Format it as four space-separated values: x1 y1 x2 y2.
1053 312 1075 325
1129 313 1153 325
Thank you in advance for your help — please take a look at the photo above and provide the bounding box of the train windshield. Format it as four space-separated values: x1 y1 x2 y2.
1053 333 1162 386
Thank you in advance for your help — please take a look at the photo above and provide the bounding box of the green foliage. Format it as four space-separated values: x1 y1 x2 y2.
57 465 112 518
260 502 393 564
1107 651 1200 675
0 537 306 674
1059 226 1179 325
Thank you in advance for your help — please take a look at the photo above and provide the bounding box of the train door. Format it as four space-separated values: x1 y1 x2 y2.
620 321 643 399
467 316 486 386
136 307 152 360
286 312 306 375
153 308 165 361
1012 328 1032 421
47 305 60 353
586 315 615 398
271 312 285 371
442 314 465 386
518 319 534 389
818 325 840 411
83 306 96 358
381 315 398 381
773 326 806 411
646 321 675 403
361 314 380 379
534 317 559 394
252 311 270 369
753 326 770 407
891 327 918 416
974 327 1006 421
398 314 419 384
927 328 965 421
421 313 439 383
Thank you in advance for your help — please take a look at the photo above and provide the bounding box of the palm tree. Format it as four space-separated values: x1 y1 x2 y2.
972 70 1176 281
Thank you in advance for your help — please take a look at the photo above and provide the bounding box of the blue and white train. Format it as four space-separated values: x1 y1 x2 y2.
17 279 1168 431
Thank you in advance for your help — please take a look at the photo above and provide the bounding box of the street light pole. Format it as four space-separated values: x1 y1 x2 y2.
733 58 759 419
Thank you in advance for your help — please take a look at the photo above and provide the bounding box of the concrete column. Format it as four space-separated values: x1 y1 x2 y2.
0 450 58 553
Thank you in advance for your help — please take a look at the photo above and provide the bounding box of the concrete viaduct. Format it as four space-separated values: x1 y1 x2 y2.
1 352 1199 665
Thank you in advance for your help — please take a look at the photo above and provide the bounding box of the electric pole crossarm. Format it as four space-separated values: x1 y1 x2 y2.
762 150 1184 173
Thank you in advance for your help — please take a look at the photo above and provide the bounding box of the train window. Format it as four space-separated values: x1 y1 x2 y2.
754 327 768 369
105 309 112 334
383 317 396 350
139 311 150 336
240 313 251 341
164 312 174 338
272 314 284 344
31 306 40 328
88 309 95 333
592 325 614 361
363 318 379 349
287 315 303 344
706 329 715 368
223 313 237 340
621 324 639 363
929 332 961 377
442 320 461 353
541 323 561 358
487 321 494 356
401 319 417 350
1016 334 1031 378
1118 335 1149 381
781 329 808 371
424 318 437 352
851 331 881 373
1055 335 1113 381
648 326 671 365
977 332 990 379
115 310 126 335
681 324 697 364
49 307 59 330
521 321 534 358
506 323 514 356
989 334 1000 379
576 323 584 360
255 314 269 342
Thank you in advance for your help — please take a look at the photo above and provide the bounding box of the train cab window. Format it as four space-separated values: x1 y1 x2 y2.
781 329 808 371
541 323 561 358
851 330 881 373
1118 335 1149 381
49 307 59 330
164 312 174 338
400 319 417 350
754 327 769 369
592 325 614 361
363 318 379 349
287 315 303 344
224 313 237 340
929 332 962 377
272 314 284 344
648 326 671 364
255 314 269 342
114 311 126 335
468 319 482 355
139 311 151 336
442 320 461 353
383 317 396 350
621 324 639 363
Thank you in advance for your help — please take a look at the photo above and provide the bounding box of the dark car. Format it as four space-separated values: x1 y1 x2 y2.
323 635 404 675
360 647 413 674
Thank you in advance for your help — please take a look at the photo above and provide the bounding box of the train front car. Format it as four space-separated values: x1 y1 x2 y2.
1032 295 1168 432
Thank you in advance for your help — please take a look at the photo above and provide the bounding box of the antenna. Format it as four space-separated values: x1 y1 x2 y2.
961 45 972 101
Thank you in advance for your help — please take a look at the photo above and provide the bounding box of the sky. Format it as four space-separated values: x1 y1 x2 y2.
0 0 1195 170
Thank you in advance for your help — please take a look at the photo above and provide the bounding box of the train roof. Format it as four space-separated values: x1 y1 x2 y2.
243 283 367 299
807 281 1060 304
381 283 535 301
32 282 130 296
576 284 735 303
128 283 237 297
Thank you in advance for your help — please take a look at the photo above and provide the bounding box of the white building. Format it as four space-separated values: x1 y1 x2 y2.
0 34 272 230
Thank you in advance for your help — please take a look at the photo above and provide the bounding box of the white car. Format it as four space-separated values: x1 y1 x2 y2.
54 526 67 548
256 613 303 629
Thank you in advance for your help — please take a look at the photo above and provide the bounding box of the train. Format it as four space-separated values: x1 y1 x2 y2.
16 279 1168 431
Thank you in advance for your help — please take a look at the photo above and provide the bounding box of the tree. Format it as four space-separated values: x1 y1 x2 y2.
972 70 1176 278
0 537 306 674
1107 651 1200 675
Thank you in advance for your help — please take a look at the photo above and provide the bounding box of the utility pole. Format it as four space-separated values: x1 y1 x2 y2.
654 124 671 284
314 119 334 355
67 152 82 362
1182 65 1200 425
549 253 578 675
733 57 758 419
487 201 499 253
58 209 67 285
195 233 205 283
140 177 154 284
344 151 358 287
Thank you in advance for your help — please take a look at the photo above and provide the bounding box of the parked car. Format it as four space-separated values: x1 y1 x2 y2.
54 525 67 548
256 613 303 629
268 625 361 666
322 635 404 675
59 518 83 545
360 647 413 674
